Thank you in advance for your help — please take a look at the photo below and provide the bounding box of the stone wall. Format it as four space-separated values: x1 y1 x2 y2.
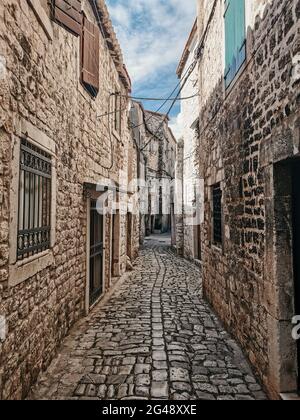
0 0 136 399
176 21 201 261
197 0 300 398
143 111 177 234
129 101 147 246
175 138 184 256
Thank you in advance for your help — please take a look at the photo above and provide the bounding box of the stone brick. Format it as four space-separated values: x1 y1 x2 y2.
0 0 138 400
193 0 299 400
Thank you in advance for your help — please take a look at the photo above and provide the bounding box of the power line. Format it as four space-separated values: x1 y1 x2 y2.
140 60 197 152
117 93 200 102
96 90 199 120
137 0 219 155
129 57 198 132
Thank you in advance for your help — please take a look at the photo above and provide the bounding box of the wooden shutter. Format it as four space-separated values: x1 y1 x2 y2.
53 0 82 36
81 16 100 95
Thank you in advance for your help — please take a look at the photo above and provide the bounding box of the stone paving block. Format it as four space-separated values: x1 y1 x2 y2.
98 385 107 399
117 384 128 399
119 365 133 375
170 367 190 382
136 386 150 397
80 374 106 385
74 384 86 396
153 351 167 361
172 382 192 393
135 374 151 387
29 243 267 401
196 392 216 401
134 364 151 374
151 381 169 399
106 375 127 385
152 370 168 381
153 361 168 370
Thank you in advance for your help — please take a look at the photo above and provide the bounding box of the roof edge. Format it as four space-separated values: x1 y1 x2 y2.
176 18 198 78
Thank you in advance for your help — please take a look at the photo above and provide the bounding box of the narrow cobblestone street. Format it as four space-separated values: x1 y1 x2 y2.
29 236 266 400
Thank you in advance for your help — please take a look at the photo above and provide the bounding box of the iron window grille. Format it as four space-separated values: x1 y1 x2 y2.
17 139 52 261
212 183 223 246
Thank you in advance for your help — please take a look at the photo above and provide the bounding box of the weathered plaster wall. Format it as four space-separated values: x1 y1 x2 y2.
178 27 200 260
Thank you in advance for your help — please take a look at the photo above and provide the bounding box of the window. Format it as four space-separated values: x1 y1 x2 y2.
212 183 222 246
81 16 100 97
224 0 246 88
51 0 82 36
17 139 52 261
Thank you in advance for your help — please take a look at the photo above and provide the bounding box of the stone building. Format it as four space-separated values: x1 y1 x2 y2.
130 102 177 240
196 0 300 398
129 100 147 245
176 19 203 262
143 110 177 237
0 0 138 399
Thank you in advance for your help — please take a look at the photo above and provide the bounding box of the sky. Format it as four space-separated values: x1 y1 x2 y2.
106 0 197 138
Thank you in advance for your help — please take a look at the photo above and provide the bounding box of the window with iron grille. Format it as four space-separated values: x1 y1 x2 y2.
212 183 222 246
17 139 52 261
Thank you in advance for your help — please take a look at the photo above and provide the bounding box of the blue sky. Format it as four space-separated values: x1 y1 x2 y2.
106 0 197 134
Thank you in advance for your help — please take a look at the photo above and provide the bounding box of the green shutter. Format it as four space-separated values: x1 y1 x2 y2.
235 0 246 51
225 0 246 88
225 0 236 75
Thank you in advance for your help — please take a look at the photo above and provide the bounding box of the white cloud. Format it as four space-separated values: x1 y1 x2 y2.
107 0 196 86
169 112 184 140
106 3 131 28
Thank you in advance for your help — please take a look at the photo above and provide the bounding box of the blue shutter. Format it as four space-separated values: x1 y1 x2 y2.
225 0 246 88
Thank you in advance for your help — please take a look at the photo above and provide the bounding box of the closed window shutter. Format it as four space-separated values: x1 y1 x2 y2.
225 0 236 76
235 0 246 70
53 0 82 36
224 0 246 88
81 17 100 96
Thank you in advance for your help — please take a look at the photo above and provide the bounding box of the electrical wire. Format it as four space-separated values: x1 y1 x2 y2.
135 0 219 166
140 60 197 153
116 93 200 102
129 59 198 132
97 91 200 122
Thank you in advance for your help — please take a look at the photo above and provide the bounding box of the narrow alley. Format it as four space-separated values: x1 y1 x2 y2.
29 236 266 401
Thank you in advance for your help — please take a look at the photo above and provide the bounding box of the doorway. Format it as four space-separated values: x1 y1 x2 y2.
292 161 300 392
111 211 120 277
127 212 132 260
89 200 104 306
194 224 202 261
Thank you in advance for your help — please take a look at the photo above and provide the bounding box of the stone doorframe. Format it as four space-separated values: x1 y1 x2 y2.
85 190 106 314
264 162 298 397
111 208 121 278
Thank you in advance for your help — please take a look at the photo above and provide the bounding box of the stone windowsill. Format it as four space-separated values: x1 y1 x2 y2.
9 250 54 287
211 244 223 254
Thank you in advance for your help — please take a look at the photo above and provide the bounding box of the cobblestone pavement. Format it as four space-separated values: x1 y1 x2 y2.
29 237 266 400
